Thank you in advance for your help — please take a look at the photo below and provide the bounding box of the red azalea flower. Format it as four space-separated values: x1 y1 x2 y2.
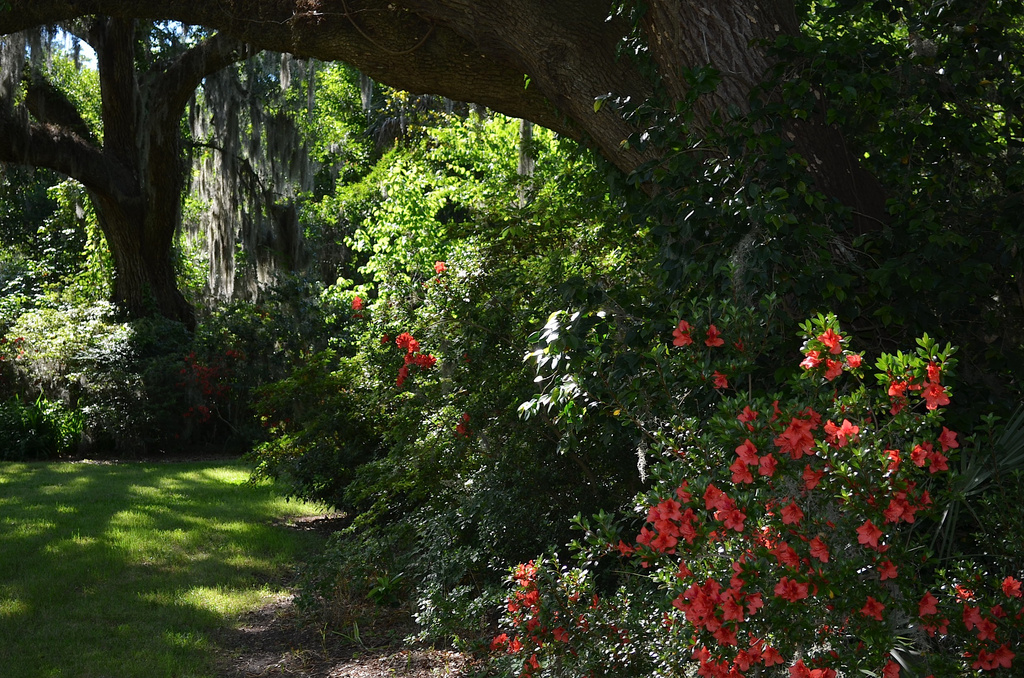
738 406 759 428
775 417 817 459
1003 576 1022 598
413 353 437 369
774 576 809 603
857 520 883 549
911 442 931 467
921 381 950 409
817 328 843 354
885 449 901 472
758 454 778 477
735 439 759 464
823 418 859 447
761 645 784 666
860 596 885 620
713 370 728 389
780 502 804 525
877 560 898 580
672 320 693 347
802 464 825 490
918 592 939 617
824 358 843 381
434 260 446 274
705 324 725 347
938 427 959 452
730 458 754 484
927 449 948 473
800 350 822 370
809 537 829 563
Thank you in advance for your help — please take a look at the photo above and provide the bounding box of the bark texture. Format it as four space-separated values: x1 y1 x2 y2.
0 0 888 233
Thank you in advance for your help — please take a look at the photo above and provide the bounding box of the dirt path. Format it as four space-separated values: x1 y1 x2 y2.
214 513 479 678
215 591 475 678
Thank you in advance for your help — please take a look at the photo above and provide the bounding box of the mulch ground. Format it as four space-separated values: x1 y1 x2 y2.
213 591 476 678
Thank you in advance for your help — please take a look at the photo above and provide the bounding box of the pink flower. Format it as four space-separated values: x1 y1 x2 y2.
434 260 447 274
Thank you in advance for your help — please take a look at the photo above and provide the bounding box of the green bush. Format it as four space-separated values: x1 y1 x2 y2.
0 393 83 460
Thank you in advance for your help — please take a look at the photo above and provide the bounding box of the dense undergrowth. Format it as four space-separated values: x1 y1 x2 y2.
2 1 1024 674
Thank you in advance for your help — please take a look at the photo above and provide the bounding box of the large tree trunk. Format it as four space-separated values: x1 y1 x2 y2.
91 188 195 328
0 18 250 327
89 18 196 326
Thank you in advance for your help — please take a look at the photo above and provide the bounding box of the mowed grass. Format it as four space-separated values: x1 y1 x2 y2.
0 460 327 678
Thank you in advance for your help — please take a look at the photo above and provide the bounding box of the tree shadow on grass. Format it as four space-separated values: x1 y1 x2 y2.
0 460 325 678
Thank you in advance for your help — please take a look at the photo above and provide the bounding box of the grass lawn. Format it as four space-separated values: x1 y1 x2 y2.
0 460 327 678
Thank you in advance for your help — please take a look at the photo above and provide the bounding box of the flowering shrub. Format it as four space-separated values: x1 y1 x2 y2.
176 349 242 427
493 313 1023 677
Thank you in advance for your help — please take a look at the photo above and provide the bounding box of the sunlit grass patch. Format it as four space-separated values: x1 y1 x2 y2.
0 459 326 678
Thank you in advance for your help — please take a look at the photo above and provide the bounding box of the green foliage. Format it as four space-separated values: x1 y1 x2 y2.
251 111 651 643
0 393 82 460
611 0 1024 409
492 314 1021 677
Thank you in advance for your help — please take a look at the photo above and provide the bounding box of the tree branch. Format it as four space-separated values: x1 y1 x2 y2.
155 31 253 117
0 109 138 201
0 0 660 174
24 69 96 142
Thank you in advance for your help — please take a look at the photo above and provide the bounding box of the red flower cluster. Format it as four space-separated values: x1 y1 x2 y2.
497 316 1020 678
492 561 567 676
799 328 862 381
388 331 437 388
455 412 471 438
887 360 950 414
672 319 735 388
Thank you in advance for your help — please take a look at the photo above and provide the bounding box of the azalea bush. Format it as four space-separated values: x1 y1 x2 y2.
491 312 1023 677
